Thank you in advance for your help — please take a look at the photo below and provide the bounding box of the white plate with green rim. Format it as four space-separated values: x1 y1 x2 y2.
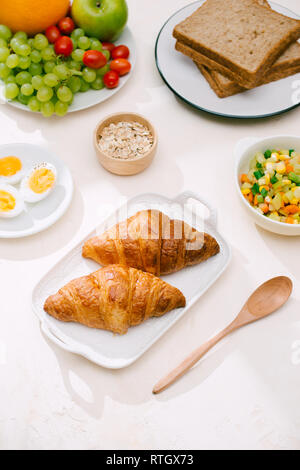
155 1 300 119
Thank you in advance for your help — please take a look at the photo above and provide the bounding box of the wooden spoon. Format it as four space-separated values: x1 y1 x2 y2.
153 276 292 395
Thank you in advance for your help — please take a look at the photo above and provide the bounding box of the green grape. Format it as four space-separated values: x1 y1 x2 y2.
0 63 11 79
0 25 12 41
43 73 59 87
78 36 90 50
34 34 48 50
79 79 90 92
6 54 19 69
5 75 16 84
10 38 21 53
30 50 42 63
21 83 34 96
53 64 70 80
19 56 31 70
17 92 30 105
42 47 55 61
28 38 34 48
57 85 73 103
68 60 81 71
29 63 43 76
41 101 55 117
71 38 77 50
82 67 96 83
0 47 10 62
67 76 81 93
102 50 110 61
28 96 40 112
90 39 102 51
72 48 85 62
5 83 19 100
44 61 55 73
0 39 7 48
37 86 53 102
91 77 104 90
71 28 85 41
13 31 28 42
16 71 32 85
18 43 31 57
96 64 110 77
32 75 44 90
55 101 69 117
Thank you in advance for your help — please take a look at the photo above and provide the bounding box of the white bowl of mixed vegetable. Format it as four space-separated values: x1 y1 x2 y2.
235 135 300 236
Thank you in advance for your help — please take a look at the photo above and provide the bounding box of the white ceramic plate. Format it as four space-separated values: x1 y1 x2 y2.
155 1 300 118
2 27 136 114
32 191 231 369
0 143 73 238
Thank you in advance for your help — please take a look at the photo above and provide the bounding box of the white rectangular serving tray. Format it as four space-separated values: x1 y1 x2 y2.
32 191 231 369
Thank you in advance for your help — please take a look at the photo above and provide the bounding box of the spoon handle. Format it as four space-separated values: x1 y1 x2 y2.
153 324 235 394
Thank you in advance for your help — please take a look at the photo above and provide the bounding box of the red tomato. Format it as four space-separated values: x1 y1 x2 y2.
103 70 119 89
83 50 107 69
111 45 130 60
45 25 61 44
58 17 75 35
110 59 131 76
54 36 73 57
102 42 115 54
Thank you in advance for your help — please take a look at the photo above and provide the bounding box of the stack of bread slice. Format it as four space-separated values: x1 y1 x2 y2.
173 0 300 98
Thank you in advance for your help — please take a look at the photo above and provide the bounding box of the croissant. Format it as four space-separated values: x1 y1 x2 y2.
44 265 186 335
82 210 220 276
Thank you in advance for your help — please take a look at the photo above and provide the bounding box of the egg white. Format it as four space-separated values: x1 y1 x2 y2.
20 162 57 203
0 156 24 185
0 184 24 219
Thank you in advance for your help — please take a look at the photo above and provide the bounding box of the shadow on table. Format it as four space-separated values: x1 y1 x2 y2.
0 187 84 260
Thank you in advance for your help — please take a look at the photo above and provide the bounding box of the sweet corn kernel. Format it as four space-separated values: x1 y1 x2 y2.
259 185 269 192
272 211 279 216
265 173 270 185
291 198 299 205
282 179 291 185
276 162 286 174
278 154 290 161
241 188 251 195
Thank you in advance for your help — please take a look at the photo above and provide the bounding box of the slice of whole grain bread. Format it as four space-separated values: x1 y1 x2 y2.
173 0 300 88
197 62 300 98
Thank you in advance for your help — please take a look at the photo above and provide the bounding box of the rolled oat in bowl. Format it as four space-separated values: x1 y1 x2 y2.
97 121 154 160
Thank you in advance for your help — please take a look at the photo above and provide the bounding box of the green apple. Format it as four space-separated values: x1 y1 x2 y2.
71 0 128 42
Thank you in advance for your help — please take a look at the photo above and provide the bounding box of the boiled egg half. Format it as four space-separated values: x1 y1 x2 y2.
0 155 23 185
20 163 57 203
0 184 24 218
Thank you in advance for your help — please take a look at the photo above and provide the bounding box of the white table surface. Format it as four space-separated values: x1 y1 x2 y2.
1 0 300 451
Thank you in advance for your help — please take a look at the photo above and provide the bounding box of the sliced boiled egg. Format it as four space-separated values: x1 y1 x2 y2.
0 184 24 218
20 162 57 203
0 156 23 185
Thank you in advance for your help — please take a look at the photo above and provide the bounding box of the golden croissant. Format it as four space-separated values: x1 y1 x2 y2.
82 210 220 276
44 265 186 335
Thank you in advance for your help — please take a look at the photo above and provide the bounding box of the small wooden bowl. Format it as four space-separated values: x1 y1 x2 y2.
94 113 158 176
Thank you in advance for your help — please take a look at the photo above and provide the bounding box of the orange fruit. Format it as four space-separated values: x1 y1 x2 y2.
0 0 70 36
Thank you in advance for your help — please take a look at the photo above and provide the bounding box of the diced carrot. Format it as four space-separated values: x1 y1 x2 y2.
240 174 249 183
286 164 294 173
286 216 295 224
285 205 299 214
261 204 269 214
247 193 253 203
254 195 259 205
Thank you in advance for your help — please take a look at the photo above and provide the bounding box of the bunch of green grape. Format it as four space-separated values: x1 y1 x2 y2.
0 24 110 117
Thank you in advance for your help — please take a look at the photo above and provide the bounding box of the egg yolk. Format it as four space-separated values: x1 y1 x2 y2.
0 156 22 177
28 168 55 194
0 190 16 212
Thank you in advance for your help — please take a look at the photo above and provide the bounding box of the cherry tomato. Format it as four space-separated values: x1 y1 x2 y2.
45 25 61 44
58 17 75 35
83 50 107 69
111 45 130 60
110 58 131 76
103 70 119 89
102 42 115 54
54 36 73 57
